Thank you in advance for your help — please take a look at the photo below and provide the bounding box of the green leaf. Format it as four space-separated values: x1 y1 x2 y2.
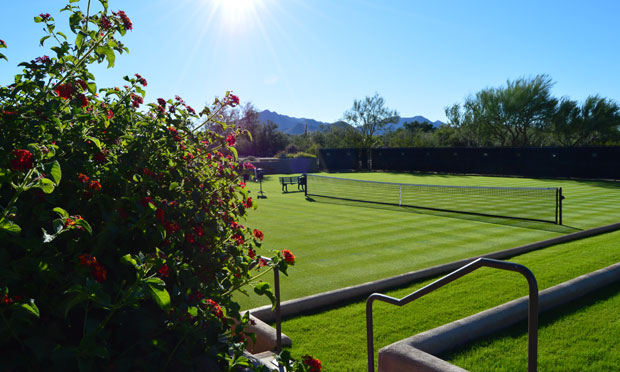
18 299 40 318
63 292 88 318
85 136 102 151
121 254 138 267
40 35 51 46
36 178 55 194
34 16 43 23
169 182 179 191
229 146 238 160
97 46 115 68
253 282 276 308
74 218 92 235
145 278 171 311
187 306 198 317
87 82 97 95
98 0 109 12
75 31 86 49
0 220 21 235
49 161 62 185
53 207 69 218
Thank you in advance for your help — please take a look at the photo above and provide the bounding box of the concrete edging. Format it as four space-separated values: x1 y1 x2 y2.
250 222 620 322
378 262 620 372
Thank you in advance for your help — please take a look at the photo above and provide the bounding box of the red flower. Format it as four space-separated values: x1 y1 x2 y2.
76 93 89 107
78 173 89 183
91 264 107 283
253 229 264 241
157 98 166 107
204 299 223 319
193 225 204 237
158 264 170 278
163 221 180 235
10 149 34 171
187 106 196 115
248 248 256 259
227 94 240 107
78 254 95 266
106 109 113 119
0 39 6 47
100 15 112 30
114 10 133 30
55 83 74 99
232 233 244 246
185 233 196 244
302 355 322 372
40 13 51 21
94 151 106 163
65 215 84 229
155 208 165 223
89 180 102 191
282 249 295 265
245 197 253 208
1 294 20 304
259 258 268 267
130 93 143 108
143 167 155 177
226 134 236 146
78 254 107 283
134 73 147 86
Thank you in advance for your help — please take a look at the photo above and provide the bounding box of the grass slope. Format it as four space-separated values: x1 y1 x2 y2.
444 282 620 371
238 172 620 310
279 229 620 371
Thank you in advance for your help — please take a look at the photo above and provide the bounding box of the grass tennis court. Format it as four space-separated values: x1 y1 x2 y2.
280 228 620 371
238 172 620 311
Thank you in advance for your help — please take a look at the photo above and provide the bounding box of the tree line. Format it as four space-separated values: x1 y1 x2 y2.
217 75 620 158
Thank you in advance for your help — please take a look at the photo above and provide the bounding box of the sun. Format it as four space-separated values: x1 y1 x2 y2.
213 0 261 28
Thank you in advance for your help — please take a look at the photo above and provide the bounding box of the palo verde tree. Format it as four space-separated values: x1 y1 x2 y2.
551 95 620 146
343 93 399 169
446 75 557 147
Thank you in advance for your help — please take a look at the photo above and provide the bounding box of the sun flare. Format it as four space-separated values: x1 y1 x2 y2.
214 0 261 28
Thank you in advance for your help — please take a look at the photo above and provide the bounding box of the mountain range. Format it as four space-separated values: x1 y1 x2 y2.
257 110 445 135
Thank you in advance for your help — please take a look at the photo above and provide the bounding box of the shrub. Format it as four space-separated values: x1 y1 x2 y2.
0 2 312 371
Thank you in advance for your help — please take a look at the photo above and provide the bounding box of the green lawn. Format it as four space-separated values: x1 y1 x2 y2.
279 229 620 371
444 282 620 372
238 172 620 310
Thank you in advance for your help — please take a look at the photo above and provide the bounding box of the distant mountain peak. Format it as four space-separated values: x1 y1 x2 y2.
256 110 444 135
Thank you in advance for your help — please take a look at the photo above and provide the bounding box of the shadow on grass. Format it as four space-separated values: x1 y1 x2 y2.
441 281 620 361
306 196 578 234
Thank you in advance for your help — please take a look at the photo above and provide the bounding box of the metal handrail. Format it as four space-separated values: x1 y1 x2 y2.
249 256 282 353
366 257 538 372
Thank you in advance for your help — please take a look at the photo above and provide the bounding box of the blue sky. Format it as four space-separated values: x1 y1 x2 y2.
2 0 620 123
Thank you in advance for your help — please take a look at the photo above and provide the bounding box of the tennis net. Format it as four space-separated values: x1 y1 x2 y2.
305 174 563 224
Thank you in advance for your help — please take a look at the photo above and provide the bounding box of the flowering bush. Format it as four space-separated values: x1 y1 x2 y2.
0 1 314 371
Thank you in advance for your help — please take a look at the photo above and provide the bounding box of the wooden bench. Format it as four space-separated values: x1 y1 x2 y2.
279 176 305 192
